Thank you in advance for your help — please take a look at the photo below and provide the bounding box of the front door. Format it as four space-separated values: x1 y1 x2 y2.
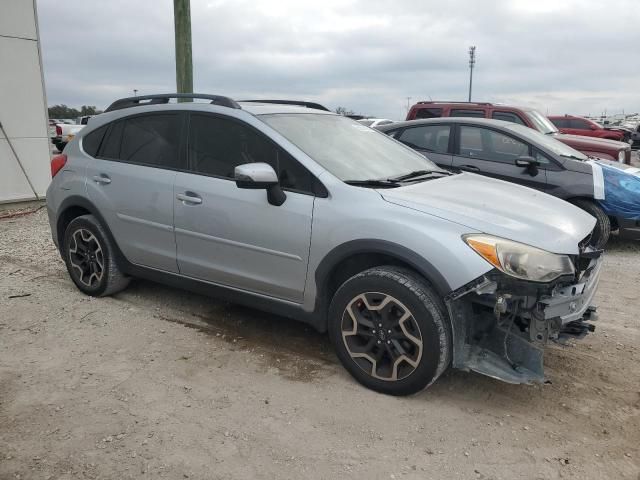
173 113 315 302
84 113 184 272
451 124 548 191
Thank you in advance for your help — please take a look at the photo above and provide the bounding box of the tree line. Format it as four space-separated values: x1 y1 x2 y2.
48 105 102 119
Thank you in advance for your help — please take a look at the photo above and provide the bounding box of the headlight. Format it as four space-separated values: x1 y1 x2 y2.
618 150 625 163
463 234 575 282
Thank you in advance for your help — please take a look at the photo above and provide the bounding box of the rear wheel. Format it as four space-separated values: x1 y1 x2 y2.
571 199 610 249
62 215 130 296
328 266 451 396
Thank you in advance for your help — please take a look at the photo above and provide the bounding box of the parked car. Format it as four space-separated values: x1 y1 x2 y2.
378 117 640 247
548 115 629 143
48 119 61 139
52 122 86 152
357 118 395 128
47 93 602 395
627 122 640 149
406 101 632 164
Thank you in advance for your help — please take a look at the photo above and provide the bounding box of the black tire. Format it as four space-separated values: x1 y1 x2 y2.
328 266 451 396
62 214 130 297
571 199 610 249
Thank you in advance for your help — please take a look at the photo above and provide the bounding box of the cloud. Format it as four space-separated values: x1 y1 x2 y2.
37 0 640 120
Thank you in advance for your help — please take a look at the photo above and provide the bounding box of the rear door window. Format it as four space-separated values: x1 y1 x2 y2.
97 114 182 169
119 114 182 168
569 119 590 130
491 111 526 125
398 125 451 153
82 125 108 157
414 108 443 119
450 109 485 118
550 118 569 128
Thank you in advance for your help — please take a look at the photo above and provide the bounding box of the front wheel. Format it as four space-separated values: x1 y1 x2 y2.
328 266 451 396
571 199 611 249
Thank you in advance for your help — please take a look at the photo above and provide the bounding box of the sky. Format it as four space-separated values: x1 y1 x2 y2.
37 0 640 121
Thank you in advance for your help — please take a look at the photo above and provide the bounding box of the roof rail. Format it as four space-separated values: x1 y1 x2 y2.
416 101 494 106
105 93 241 113
240 99 330 111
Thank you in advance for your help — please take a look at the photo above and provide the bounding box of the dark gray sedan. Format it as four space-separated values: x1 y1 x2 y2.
377 117 637 248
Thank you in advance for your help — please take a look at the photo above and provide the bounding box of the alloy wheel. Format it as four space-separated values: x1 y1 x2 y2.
341 292 423 381
68 228 104 288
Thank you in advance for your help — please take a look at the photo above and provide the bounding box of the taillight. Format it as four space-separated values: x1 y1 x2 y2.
56 125 62 136
51 154 67 178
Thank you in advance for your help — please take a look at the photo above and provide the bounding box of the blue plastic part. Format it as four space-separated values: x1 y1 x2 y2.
597 163 640 220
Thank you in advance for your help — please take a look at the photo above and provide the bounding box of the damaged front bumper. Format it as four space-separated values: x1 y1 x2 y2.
445 254 603 384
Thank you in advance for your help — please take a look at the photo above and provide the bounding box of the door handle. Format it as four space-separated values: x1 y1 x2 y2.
93 174 111 184
176 192 202 205
459 165 480 172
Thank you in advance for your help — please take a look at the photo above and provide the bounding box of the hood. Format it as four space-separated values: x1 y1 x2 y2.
380 174 595 255
555 133 627 150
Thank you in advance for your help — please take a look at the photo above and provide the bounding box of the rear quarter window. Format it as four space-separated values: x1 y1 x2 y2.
82 125 108 157
450 109 485 118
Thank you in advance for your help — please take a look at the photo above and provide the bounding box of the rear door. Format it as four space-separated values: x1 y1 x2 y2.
84 112 184 272
451 124 549 191
395 124 453 167
173 113 315 302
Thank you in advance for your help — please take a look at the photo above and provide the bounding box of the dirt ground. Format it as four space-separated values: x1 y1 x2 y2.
0 208 639 480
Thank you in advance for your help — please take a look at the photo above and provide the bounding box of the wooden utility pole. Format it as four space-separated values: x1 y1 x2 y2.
173 0 193 102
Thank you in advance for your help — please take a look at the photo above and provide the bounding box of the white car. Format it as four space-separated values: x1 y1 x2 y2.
357 118 395 128
52 117 94 152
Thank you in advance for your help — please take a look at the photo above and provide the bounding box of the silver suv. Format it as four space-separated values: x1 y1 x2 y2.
47 94 603 395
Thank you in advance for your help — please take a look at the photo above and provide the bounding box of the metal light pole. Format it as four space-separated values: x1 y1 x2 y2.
133 89 138 97
173 0 193 102
468 46 476 102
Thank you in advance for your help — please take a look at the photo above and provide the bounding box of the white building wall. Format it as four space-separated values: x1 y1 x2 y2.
0 0 50 203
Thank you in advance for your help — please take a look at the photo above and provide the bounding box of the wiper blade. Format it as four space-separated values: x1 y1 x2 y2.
388 170 451 182
344 179 401 188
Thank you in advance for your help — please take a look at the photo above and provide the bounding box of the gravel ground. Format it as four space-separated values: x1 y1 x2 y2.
1 209 639 480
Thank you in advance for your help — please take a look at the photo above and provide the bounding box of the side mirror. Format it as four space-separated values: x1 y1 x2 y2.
234 162 286 206
514 156 540 176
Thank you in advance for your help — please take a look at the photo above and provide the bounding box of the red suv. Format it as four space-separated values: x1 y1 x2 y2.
548 115 628 142
406 102 631 164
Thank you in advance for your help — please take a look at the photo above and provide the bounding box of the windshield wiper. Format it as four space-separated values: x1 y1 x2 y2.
388 170 451 182
344 179 401 188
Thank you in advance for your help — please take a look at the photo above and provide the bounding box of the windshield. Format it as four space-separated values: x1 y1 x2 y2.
525 110 558 135
504 123 588 160
260 114 441 181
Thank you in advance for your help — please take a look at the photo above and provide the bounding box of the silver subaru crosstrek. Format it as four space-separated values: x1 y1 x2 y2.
47 94 603 395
